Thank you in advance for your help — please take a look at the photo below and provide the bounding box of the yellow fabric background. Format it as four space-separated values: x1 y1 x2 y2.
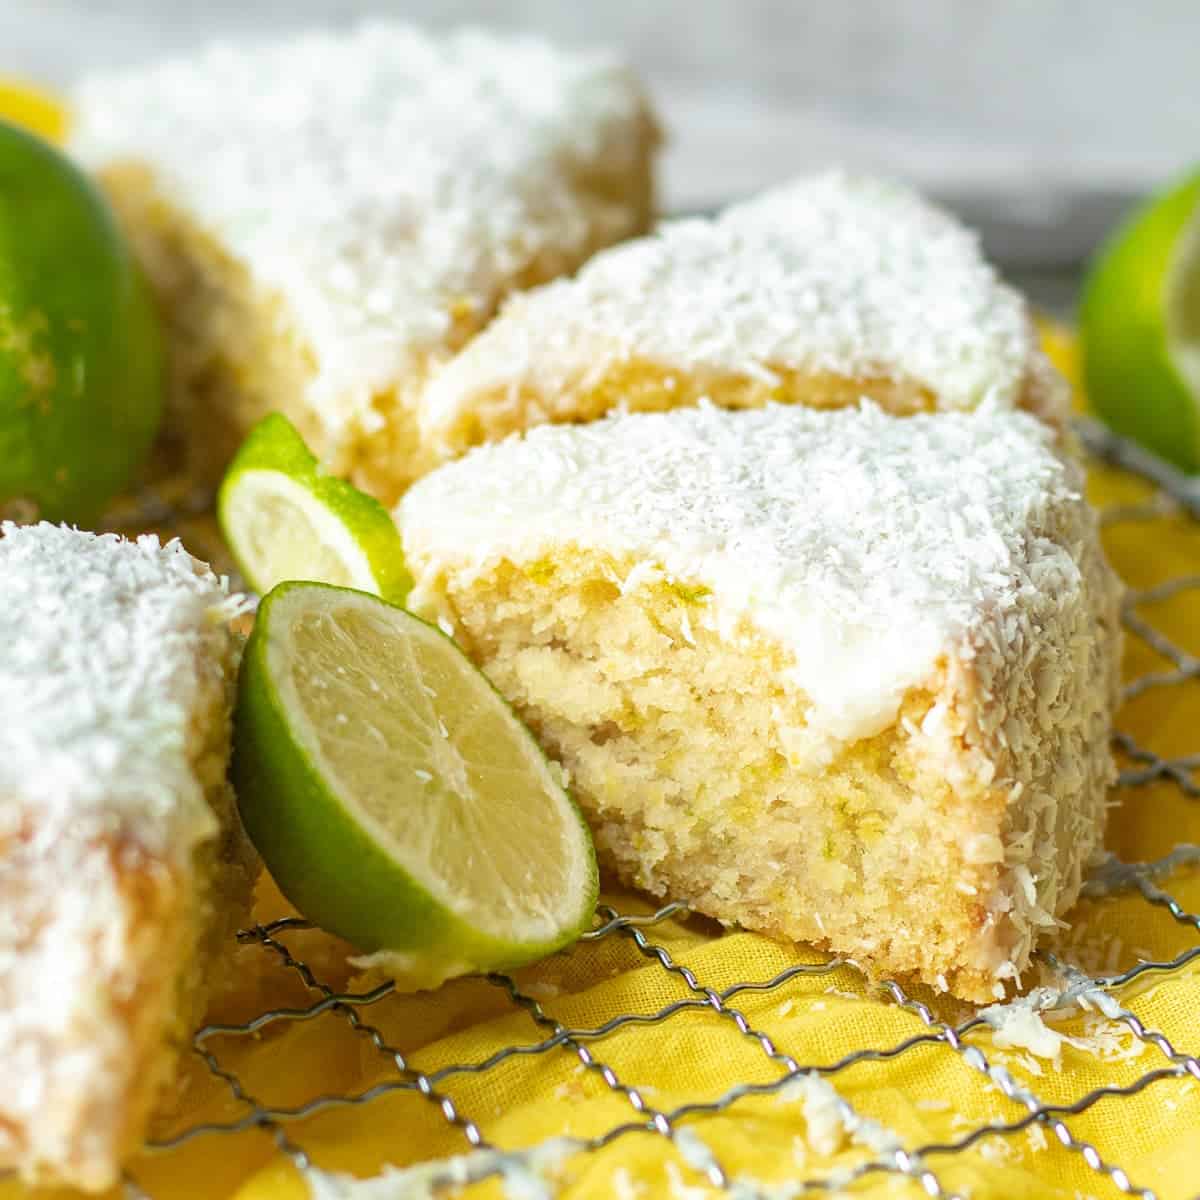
2 86 1197 1200
0 78 66 143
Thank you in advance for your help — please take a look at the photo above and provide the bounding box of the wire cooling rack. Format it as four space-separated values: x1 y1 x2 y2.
109 419 1200 1200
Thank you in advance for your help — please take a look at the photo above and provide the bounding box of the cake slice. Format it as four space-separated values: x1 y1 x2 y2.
396 403 1122 1001
418 170 1069 462
69 23 659 501
0 523 255 1191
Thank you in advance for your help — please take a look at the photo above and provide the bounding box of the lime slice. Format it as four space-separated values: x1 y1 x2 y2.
1081 167 1200 471
232 581 598 984
218 413 412 602
0 119 164 522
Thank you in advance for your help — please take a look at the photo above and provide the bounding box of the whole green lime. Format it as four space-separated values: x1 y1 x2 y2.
0 120 164 522
1081 168 1200 471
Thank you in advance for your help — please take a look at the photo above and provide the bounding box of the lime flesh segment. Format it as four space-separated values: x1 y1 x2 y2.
218 413 412 602
233 582 598 982
222 469 379 592
1081 168 1200 471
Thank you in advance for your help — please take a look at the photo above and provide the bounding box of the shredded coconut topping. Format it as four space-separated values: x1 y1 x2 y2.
421 169 1068 444
0 522 239 856
0 522 244 1187
401 402 1098 760
71 23 655 419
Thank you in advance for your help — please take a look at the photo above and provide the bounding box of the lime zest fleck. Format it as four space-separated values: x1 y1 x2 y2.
524 557 557 584
665 579 713 605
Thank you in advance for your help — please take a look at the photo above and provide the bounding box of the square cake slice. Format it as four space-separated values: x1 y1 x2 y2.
396 403 1122 1001
418 170 1069 463
0 523 255 1190
69 23 659 501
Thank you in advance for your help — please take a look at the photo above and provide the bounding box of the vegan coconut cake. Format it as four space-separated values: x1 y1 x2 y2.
70 23 659 501
418 170 1070 462
0 523 254 1190
396 402 1122 1001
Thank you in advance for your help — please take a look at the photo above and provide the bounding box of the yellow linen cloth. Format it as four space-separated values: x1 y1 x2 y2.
148 428 1200 1200
0 77 66 142
2 86 1197 1200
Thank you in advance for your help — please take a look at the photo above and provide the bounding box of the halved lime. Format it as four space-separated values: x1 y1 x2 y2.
1081 167 1200 471
232 582 598 984
0 119 164 522
218 413 412 602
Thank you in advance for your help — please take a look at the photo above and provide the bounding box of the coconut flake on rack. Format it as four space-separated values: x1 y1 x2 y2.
777 1072 905 1159
980 987 1067 1060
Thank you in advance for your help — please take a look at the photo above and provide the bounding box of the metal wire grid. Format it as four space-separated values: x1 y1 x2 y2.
116 420 1200 1200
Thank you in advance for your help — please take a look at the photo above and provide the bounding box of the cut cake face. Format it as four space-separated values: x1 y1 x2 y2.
396 402 1121 1000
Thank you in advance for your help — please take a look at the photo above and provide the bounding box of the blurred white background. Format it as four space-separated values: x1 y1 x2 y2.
5 0 1197 212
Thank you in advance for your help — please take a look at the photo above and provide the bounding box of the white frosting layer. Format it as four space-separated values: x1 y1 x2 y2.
420 170 1067 446
399 402 1086 761
0 522 240 856
70 23 654 423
